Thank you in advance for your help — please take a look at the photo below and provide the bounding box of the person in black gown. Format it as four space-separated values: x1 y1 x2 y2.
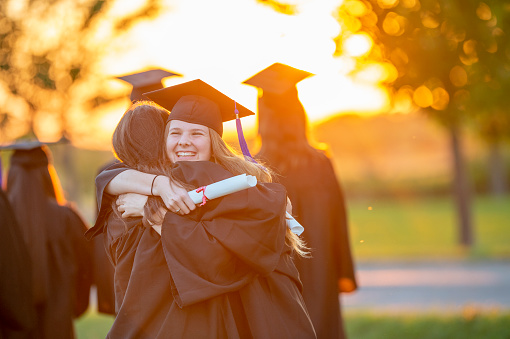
5 143 92 339
91 68 181 316
0 187 36 338
244 63 358 339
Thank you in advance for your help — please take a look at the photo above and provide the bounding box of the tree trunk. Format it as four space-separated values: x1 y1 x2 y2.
487 140 508 196
449 125 473 247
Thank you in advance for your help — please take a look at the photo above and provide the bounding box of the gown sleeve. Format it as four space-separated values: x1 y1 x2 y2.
85 162 130 240
159 161 288 307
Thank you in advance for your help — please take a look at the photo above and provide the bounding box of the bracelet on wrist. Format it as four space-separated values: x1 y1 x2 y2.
151 175 159 196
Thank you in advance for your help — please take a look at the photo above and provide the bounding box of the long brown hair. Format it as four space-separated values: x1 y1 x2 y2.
111 101 186 226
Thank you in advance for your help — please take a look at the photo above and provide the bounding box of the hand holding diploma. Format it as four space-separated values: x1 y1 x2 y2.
152 174 304 235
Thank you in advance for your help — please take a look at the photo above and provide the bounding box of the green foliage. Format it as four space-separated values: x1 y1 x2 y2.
344 311 510 339
0 0 163 141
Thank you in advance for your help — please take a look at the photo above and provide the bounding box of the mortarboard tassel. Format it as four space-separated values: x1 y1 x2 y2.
234 101 258 164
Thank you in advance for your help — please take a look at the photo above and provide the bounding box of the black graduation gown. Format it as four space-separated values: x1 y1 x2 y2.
33 202 93 339
86 161 316 339
268 151 357 339
0 190 36 339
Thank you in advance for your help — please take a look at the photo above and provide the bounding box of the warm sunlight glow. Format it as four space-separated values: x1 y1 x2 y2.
476 2 492 21
431 87 449 110
73 0 391 149
413 86 433 108
383 12 407 36
354 62 398 83
343 33 373 57
450 65 468 87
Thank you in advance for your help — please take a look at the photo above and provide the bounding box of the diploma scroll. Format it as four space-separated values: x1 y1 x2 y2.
153 174 304 235
188 174 257 204
286 212 304 236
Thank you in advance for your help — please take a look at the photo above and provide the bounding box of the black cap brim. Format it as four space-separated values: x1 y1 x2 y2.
116 69 181 101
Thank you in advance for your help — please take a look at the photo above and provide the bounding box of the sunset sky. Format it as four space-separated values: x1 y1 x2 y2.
92 0 390 145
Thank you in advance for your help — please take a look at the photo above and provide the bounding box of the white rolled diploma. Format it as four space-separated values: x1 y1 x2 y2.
188 174 258 204
153 174 304 235
286 212 304 236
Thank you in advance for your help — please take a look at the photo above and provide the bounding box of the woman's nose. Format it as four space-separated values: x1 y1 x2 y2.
178 133 191 146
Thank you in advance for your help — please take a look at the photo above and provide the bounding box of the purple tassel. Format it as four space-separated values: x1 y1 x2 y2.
235 102 256 162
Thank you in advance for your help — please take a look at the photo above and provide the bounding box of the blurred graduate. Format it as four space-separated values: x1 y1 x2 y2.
0 178 36 338
3 141 92 339
245 63 358 339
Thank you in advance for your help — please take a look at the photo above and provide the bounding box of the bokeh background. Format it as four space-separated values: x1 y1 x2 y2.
1 0 509 338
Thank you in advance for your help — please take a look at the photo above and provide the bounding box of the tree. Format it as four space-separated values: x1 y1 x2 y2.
0 0 163 142
0 0 163 200
465 0 510 196
333 0 503 247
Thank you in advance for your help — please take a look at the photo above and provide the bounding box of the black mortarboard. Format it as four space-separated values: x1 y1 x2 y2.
0 138 68 151
116 69 180 102
242 63 314 94
0 139 67 185
143 79 254 136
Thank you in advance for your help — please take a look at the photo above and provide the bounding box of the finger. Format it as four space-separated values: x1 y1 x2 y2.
117 205 126 213
181 194 197 212
173 201 189 215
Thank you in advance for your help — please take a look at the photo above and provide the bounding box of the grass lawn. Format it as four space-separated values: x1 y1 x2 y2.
344 310 510 339
74 195 510 338
75 309 510 339
347 195 510 261
75 310 114 339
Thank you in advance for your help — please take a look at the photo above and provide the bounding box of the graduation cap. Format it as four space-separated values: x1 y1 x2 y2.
116 69 180 102
0 138 69 151
143 79 254 136
242 63 314 95
144 79 257 162
0 139 69 181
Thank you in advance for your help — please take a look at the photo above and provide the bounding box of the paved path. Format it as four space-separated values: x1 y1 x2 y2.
341 260 510 312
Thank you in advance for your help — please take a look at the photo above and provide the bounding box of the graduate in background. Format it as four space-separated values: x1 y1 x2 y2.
91 68 181 316
0 183 36 338
5 142 92 339
244 63 358 339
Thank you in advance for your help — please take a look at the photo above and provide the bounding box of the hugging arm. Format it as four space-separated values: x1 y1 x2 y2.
106 169 196 215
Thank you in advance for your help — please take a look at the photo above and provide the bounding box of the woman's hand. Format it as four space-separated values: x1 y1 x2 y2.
152 176 196 215
116 193 148 218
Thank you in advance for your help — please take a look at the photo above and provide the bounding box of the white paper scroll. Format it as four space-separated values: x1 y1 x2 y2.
152 174 304 235
188 174 257 204
286 212 304 236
